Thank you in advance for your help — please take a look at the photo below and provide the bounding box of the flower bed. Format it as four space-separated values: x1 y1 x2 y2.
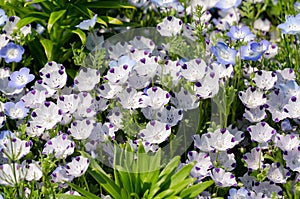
0 0 300 198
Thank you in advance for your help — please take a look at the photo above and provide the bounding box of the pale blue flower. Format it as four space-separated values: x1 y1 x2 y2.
0 42 25 63
8 67 35 89
75 14 97 30
211 42 237 65
226 26 255 41
0 8 7 26
214 0 242 10
4 101 29 120
277 13 300 35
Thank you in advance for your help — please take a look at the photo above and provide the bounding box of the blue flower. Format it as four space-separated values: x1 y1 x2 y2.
4 101 29 120
8 67 35 89
0 42 25 63
277 14 300 35
75 14 97 31
240 40 269 61
211 42 237 65
226 26 255 41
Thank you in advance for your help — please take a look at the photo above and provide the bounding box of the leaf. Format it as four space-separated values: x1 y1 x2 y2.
100 16 123 25
72 29 87 44
153 189 175 199
78 1 136 9
47 10 66 33
88 170 122 199
16 12 49 28
55 194 90 199
169 163 195 188
179 180 214 199
79 151 110 178
67 183 101 199
24 0 46 7
40 39 53 61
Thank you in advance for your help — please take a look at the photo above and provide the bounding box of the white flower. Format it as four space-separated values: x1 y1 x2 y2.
187 151 213 181
31 101 63 130
42 133 75 159
210 151 236 171
274 134 300 151
139 120 171 144
39 61 67 89
243 106 267 123
73 92 96 119
97 83 123 99
0 163 23 187
171 87 199 111
267 162 290 183
116 87 147 110
243 147 264 171
74 68 100 91
156 16 183 37
21 89 47 109
68 119 95 140
22 160 43 181
143 87 170 110
180 59 207 82
283 147 300 172
156 106 183 126
247 122 276 143
238 87 266 108
51 166 74 183
57 94 80 114
210 168 237 187
0 136 32 161
194 71 219 99
65 156 90 178
252 70 277 90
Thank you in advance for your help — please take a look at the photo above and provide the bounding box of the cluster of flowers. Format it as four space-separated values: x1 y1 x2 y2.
1 0 300 198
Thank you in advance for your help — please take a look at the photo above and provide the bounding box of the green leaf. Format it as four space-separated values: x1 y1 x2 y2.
55 194 90 199
100 16 123 25
179 180 214 198
16 12 49 29
79 151 110 178
154 189 175 199
67 183 101 199
78 1 136 9
88 170 122 199
158 156 180 179
47 10 66 33
72 29 86 44
169 163 195 188
40 39 53 61
24 0 47 7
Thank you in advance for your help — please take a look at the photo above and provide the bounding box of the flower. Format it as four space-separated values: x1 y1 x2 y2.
214 0 242 10
143 87 170 110
0 163 23 187
8 67 35 89
74 68 100 91
39 61 67 89
4 101 29 120
210 168 237 187
277 13 300 35
0 9 8 26
42 133 75 159
247 122 276 143
180 58 207 82
238 87 266 109
226 26 255 41
75 14 97 30
156 106 183 126
21 160 43 181
243 147 264 171
67 119 96 140
211 42 237 65
228 187 251 199
267 162 290 183
139 120 171 144
156 16 183 37
252 70 277 90
30 101 63 130
65 156 90 178
0 42 24 63
0 136 32 161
